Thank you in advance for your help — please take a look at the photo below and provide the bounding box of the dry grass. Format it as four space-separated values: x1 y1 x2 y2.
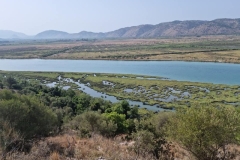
0 133 149 160
49 152 60 160
1 132 240 160
1 36 240 63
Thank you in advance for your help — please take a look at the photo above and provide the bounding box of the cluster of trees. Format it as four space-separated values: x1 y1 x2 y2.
0 75 240 159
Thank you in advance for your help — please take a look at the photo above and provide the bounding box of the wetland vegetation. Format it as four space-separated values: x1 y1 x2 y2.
1 71 238 110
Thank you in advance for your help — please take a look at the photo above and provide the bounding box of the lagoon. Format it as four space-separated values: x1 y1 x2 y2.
0 59 240 85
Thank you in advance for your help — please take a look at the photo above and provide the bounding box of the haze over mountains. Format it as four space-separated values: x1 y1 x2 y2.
0 30 29 39
1 18 240 39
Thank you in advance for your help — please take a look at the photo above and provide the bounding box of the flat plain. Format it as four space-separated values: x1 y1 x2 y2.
1 35 240 63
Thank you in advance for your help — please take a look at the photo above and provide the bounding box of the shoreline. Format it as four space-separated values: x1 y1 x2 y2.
0 58 240 64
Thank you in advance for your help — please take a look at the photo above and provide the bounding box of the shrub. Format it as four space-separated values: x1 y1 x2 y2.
68 111 117 137
165 105 240 160
103 112 127 134
0 120 23 154
0 90 58 139
132 130 156 158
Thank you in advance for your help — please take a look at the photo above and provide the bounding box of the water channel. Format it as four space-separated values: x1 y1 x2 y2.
45 77 169 111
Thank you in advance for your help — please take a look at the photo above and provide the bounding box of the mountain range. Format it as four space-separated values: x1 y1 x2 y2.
1 18 240 39
0 30 29 39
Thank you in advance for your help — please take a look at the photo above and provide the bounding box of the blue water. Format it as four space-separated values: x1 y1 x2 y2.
0 59 239 85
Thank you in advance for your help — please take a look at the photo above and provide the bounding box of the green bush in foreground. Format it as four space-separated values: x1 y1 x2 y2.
0 90 58 139
166 105 240 160
68 111 117 137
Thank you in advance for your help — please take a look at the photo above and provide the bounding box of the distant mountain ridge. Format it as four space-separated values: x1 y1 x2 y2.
1 18 240 39
35 30 69 39
0 30 29 39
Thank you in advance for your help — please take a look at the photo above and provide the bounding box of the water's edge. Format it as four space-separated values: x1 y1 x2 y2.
45 77 172 112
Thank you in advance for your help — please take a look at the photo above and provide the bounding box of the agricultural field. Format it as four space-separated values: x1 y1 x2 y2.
1 35 240 63
1 71 239 110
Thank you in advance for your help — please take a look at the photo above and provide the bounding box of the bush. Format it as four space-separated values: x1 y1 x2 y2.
68 111 117 137
0 120 23 153
132 112 174 159
132 130 156 158
103 112 127 134
135 111 174 137
165 105 240 160
0 90 58 139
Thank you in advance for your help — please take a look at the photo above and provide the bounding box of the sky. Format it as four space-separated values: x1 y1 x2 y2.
0 0 239 35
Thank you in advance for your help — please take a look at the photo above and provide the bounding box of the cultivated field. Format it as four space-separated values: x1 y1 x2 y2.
1 35 240 63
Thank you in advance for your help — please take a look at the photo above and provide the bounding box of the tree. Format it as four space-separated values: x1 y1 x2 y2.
73 94 91 114
89 98 107 112
111 100 131 117
0 82 3 89
103 112 127 134
5 77 17 89
166 105 240 160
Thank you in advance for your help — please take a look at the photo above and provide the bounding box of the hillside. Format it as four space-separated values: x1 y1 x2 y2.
1 18 240 39
35 18 240 39
35 30 70 39
0 30 29 39
106 18 240 38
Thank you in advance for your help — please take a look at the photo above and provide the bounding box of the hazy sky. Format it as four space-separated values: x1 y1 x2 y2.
0 0 239 35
